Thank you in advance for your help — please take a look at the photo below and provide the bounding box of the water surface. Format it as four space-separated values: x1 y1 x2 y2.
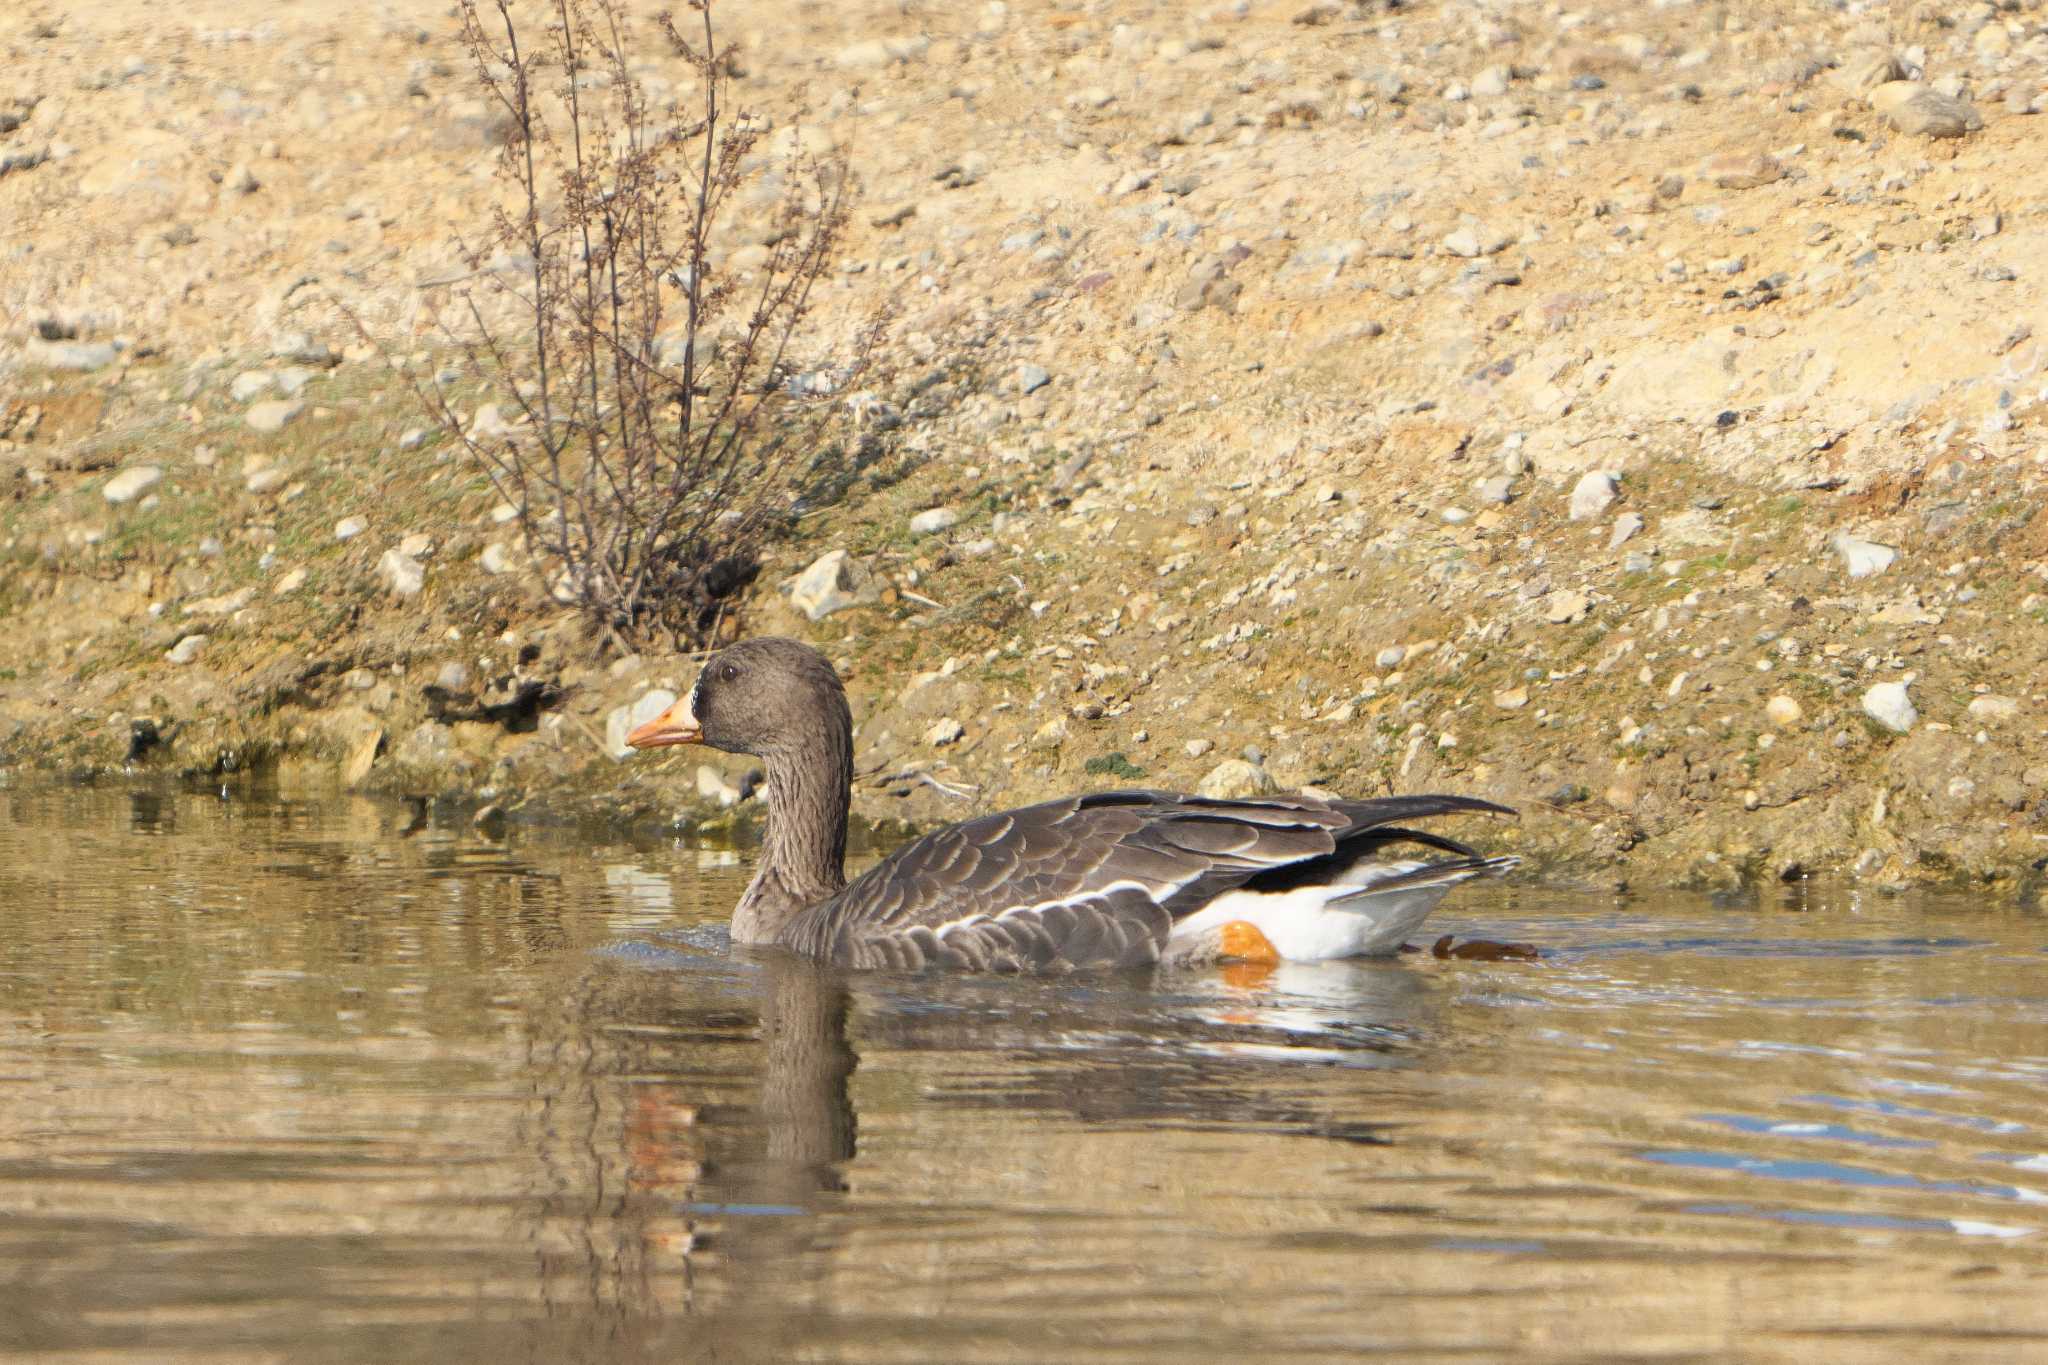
1 781 2045 1362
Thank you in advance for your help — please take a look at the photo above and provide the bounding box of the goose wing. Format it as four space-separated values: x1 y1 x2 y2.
778 791 1511 972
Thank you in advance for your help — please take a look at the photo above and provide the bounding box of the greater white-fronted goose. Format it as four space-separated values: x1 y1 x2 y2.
628 638 1519 972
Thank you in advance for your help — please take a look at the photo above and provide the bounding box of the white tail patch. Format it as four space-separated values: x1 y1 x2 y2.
1168 856 1520 961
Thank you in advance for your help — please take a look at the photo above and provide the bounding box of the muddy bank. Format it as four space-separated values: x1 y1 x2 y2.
4 0 2048 896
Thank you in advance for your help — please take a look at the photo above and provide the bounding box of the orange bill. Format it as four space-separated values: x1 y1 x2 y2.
626 692 703 749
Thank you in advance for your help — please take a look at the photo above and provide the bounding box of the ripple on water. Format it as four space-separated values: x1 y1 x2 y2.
0 789 2045 1360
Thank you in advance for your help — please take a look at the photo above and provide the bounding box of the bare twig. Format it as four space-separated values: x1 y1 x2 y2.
394 0 884 650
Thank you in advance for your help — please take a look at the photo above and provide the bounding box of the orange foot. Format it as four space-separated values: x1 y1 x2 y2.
1218 920 1281 989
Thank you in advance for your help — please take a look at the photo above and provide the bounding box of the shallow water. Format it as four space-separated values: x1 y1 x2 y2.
1 781 2045 1363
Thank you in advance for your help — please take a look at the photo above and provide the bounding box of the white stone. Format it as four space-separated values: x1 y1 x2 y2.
230 370 275 402
334 516 368 541
245 399 303 433
377 549 425 598
1832 533 1897 579
696 764 743 807
480 542 516 575
1471 64 1511 97
924 717 965 747
1862 681 1917 733
909 506 960 536
165 633 207 665
1609 511 1644 548
789 549 876 621
1196 759 1274 799
604 689 677 760
399 532 434 559
102 465 162 504
272 567 308 596
1545 590 1592 624
184 587 254 617
468 403 519 441
1569 470 1619 521
1967 695 2019 723
1442 224 1508 258
1765 695 1804 728
245 466 288 495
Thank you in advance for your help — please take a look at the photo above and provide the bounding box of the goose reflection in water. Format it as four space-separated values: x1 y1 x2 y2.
524 935 1447 1357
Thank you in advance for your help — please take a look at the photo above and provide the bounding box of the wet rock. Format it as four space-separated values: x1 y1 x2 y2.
605 689 676 759
1832 533 1896 579
1862 681 1916 734
102 465 162 505
909 506 960 536
1765 695 1804 728
789 549 878 621
245 399 304 434
342 724 384 788
1197 758 1274 799
377 548 425 598
1569 471 1618 521
165 633 207 665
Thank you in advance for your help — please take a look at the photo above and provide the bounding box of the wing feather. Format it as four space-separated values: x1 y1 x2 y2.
784 789 1513 971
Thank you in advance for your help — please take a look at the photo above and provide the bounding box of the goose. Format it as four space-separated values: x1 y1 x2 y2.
628 638 1519 972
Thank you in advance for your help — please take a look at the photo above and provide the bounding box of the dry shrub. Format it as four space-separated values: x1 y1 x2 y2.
421 0 882 648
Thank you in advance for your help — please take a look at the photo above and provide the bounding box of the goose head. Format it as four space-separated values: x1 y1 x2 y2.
626 637 849 760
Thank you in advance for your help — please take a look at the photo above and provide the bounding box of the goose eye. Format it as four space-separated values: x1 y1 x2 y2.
720 662 740 683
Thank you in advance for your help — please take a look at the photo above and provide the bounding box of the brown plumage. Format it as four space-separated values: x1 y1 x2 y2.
629 638 1518 973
